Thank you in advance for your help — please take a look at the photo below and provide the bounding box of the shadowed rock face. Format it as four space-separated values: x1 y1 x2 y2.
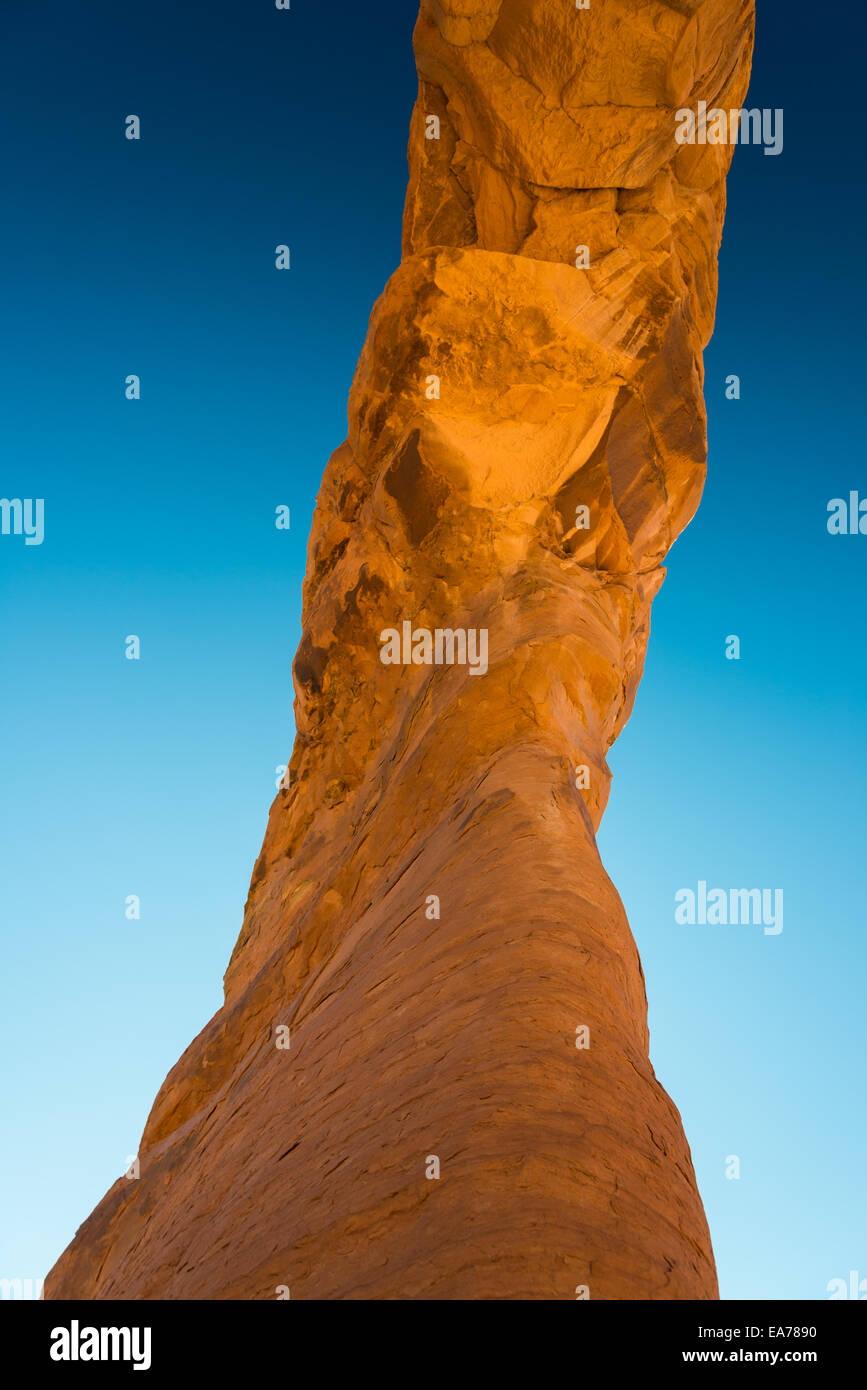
47 0 754 1301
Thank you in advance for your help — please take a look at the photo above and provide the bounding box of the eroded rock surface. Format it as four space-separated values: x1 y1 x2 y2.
47 0 754 1300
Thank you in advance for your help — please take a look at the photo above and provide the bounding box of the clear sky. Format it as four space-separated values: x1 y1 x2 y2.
1 0 864 1301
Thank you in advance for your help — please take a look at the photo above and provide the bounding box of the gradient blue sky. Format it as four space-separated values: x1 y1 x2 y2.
1 0 864 1300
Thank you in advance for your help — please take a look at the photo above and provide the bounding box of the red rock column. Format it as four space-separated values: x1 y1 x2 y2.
46 0 754 1300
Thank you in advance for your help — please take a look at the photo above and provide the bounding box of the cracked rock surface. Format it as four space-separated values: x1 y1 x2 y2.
47 0 754 1300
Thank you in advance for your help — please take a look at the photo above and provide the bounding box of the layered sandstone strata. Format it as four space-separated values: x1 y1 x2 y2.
47 0 754 1300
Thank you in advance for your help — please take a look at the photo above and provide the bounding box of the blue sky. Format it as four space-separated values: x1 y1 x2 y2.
1 0 864 1300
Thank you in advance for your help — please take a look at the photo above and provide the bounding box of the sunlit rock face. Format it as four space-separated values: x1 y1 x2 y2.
47 0 753 1301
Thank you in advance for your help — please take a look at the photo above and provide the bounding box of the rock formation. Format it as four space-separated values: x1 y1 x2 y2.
47 0 754 1300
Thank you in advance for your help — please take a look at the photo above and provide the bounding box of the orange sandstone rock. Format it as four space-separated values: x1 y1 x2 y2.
47 0 754 1300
